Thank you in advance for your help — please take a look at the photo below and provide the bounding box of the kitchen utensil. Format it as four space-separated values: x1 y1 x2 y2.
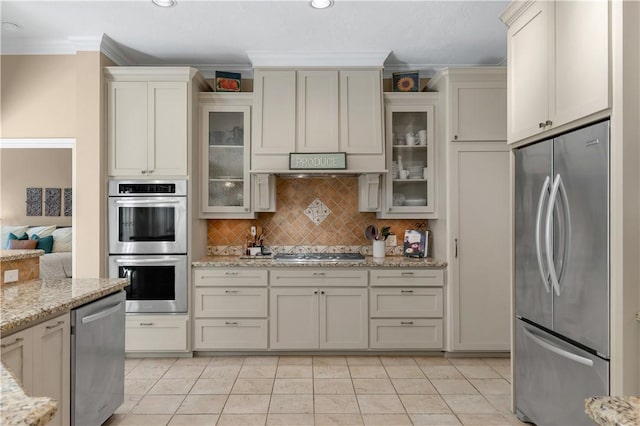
364 225 379 241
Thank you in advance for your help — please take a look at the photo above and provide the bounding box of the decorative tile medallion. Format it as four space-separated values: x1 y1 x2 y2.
304 198 331 225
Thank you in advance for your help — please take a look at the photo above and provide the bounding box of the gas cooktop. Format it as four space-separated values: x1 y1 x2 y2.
273 253 366 262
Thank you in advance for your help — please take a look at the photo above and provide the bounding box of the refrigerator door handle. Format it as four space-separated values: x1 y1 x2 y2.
535 175 552 293
556 176 572 287
545 174 562 296
523 326 594 367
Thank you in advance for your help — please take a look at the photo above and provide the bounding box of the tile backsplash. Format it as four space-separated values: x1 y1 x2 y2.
207 177 427 253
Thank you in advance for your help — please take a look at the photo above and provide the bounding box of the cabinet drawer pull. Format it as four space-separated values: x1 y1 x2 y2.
545 120 553 126
139 322 154 326
312 272 326 276
141 170 147 174
224 290 239 294
400 321 414 326
1 337 23 348
400 290 414 293
225 321 238 325
148 169 154 174
401 272 414 276
45 320 65 330
225 272 239 276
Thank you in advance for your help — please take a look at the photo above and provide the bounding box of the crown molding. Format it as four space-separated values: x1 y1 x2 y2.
195 65 254 79
100 34 136 65
248 51 390 68
500 0 535 26
104 66 199 81
1 36 102 55
0 138 75 149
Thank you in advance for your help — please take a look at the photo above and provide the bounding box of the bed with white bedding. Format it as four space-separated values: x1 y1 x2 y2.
2 225 72 279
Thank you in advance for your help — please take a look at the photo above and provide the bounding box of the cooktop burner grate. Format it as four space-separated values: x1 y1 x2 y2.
273 253 366 262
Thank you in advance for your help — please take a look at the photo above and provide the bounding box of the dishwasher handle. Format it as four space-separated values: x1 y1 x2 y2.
81 302 123 325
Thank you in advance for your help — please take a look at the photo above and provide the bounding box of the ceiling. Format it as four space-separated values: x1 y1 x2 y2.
0 0 509 77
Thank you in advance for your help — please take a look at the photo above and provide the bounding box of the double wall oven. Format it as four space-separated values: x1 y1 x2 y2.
108 180 188 313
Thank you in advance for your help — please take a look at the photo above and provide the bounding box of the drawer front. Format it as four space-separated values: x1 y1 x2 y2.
369 319 443 349
370 287 443 318
126 316 188 352
194 269 268 287
194 287 267 318
270 269 367 287
194 319 267 350
370 269 444 287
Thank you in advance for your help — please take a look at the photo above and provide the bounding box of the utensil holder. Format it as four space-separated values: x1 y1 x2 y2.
373 240 386 258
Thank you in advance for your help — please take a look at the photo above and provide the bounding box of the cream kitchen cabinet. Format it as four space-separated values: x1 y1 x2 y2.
369 269 444 350
193 268 268 350
501 0 609 144
125 314 189 353
106 67 207 177
252 68 384 172
1 313 70 426
378 93 438 219
200 93 276 218
270 286 368 350
447 143 511 351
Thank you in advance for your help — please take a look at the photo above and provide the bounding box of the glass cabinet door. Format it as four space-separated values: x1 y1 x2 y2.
201 104 251 215
384 102 435 216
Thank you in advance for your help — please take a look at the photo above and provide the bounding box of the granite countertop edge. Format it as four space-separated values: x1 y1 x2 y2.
1 366 57 426
0 250 45 262
193 255 447 268
585 396 640 426
1 277 130 335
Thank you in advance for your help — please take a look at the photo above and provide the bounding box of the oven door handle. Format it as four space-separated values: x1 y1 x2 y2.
114 199 181 205
114 258 183 264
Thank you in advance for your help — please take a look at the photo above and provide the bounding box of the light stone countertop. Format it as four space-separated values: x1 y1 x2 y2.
0 277 129 426
193 255 447 268
585 396 640 426
0 250 44 262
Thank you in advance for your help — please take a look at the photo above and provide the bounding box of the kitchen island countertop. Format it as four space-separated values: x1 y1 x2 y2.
193 255 447 268
585 396 640 426
1 277 129 426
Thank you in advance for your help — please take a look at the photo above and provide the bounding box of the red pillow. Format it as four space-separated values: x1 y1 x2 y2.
9 239 38 250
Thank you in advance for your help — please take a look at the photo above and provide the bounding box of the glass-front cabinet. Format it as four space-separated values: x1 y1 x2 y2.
200 94 253 218
379 93 438 219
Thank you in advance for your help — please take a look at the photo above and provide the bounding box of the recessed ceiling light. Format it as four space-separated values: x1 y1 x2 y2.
152 0 176 7
1 22 21 32
310 0 333 9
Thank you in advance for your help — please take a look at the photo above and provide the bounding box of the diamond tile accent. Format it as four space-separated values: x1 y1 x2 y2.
304 198 332 225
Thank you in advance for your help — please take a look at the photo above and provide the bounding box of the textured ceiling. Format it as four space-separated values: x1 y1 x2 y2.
0 0 508 76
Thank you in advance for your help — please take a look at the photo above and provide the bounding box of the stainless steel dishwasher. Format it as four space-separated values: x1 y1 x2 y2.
71 290 125 426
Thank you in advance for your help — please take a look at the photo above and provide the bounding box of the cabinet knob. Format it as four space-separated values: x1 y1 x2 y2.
545 120 553 126
321 291 325 295
141 170 147 174
454 135 458 140
539 122 545 128
148 169 154 174
244 208 249 212
313 290 318 294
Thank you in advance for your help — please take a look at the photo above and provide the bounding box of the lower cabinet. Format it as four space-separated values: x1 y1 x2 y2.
125 314 189 352
370 319 443 349
1 313 70 426
270 287 368 350
194 319 268 350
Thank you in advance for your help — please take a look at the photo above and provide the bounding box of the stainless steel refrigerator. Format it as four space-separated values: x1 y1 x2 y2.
515 120 609 425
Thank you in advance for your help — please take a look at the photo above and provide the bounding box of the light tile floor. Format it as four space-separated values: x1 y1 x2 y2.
105 355 526 426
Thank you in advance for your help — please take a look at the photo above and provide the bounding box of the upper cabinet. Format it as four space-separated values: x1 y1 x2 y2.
199 93 276 219
427 67 507 142
252 68 384 172
378 93 439 219
501 0 609 144
105 67 208 177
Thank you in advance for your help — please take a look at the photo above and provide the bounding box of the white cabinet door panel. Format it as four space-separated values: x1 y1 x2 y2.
194 319 267 350
149 82 188 175
319 288 368 349
126 315 188 352
109 82 148 175
1 328 34 393
451 82 507 142
253 70 297 155
370 287 443 318
270 288 319 349
270 269 367 287
194 287 268 318
450 144 510 351
298 70 339 152
340 70 384 154
194 269 268 287
369 319 443 349
369 269 444 287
